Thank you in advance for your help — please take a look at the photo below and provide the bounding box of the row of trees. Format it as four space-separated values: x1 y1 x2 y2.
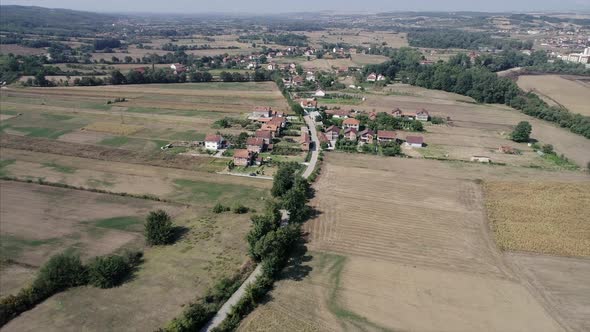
407 30 533 50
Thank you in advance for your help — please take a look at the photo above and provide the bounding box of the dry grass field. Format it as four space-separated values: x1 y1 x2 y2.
484 182 590 257
323 84 590 168
305 29 408 48
240 154 590 332
0 44 46 56
517 75 590 116
0 80 280 331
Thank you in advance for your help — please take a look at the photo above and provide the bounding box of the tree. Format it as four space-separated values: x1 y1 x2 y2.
110 70 126 85
145 210 174 246
511 121 532 142
271 163 298 197
33 253 87 293
87 255 131 288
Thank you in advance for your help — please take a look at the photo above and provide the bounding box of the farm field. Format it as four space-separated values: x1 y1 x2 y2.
305 29 408 48
0 82 288 151
0 44 46 56
484 182 590 257
321 84 590 168
240 154 589 331
517 75 590 116
0 80 278 331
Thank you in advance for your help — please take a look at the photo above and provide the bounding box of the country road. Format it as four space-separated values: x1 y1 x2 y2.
201 113 320 331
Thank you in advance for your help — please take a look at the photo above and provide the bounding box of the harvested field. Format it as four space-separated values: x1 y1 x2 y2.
507 253 590 332
517 75 590 116
0 44 46 56
0 180 182 267
241 154 588 332
484 182 590 257
305 29 408 48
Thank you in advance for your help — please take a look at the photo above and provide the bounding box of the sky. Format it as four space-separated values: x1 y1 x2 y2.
3 0 590 14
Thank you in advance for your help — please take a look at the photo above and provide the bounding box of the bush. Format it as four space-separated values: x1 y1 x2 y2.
212 203 229 214
541 144 554 154
33 253 88 293
511 121 532 142
232 204 249 214
166 302 215 332
88 255 131 288
145 210 174 246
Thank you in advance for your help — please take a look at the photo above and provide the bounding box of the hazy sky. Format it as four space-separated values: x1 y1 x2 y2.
3 0 590 13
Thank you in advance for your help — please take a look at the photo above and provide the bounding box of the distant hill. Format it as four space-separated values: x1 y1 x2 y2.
0 5 122 36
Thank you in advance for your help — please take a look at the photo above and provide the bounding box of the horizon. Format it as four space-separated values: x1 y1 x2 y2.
2 1 590 15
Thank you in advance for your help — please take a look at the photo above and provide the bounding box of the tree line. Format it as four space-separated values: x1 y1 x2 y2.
364 48 590 139
407 29 533 50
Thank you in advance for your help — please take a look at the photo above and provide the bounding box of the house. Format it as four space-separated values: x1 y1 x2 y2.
358 129 375 145
404 136 424 148
133 67 147 74
470 156 491 163
366 73 377 82
318 132 330 145
300 132 311 151
261 123 280 134
170 63 186 74
246 137 266 153
269 116 287 128
377 74 386 81
255 129 273 144
300 99 318 111
314 89 326 97
292 76 304 86
342 118 360 130
204 134 224 151
416 109 429 122
343 128 358 141
306 71 316 81
233 149 254 166
267 62 277 70
252 106 272 118
377 130 397 143
391 108 403 118
325 125 341 141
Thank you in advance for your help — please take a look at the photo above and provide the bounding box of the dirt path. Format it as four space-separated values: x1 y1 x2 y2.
302 114 319 179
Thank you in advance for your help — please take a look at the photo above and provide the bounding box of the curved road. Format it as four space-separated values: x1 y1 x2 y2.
202 114 320 332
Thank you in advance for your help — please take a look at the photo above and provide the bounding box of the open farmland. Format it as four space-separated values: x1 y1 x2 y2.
322 84 590 168
0 80 278 331
0 44 46 56
517 75 590 116
239 153 589 332
484 182 590 257
305 29 408 48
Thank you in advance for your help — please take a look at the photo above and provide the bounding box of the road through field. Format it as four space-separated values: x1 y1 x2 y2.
302 114 320 179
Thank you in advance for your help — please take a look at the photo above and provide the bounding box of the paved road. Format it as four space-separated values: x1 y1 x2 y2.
302 114 320 179
201 265 263 332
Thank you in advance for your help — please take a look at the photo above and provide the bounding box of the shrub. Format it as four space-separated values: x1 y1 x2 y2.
88 255 131 288
166 302 215 332
145 210 174 246
511 121 532 142
33 253 88 293
212 203 229 214
232 204 249 214
541 144 554 154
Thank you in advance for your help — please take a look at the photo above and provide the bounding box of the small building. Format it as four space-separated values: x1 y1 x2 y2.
358 129 375 145
404 136 424 148
343 128 358 141
246 137 266 153
292 76 304 86
342 118 360 130
325 125 341 141
255 130 273 144
268 116 287 128
377 74 386 81
471 156 491 163
314 89 326 97
170 63 186 74
300 132 311 151
391 108 403 118
326 109 351 119
367 73 377 82
204 134 224 151
261 123 280 135
377 130 397 143
252 106 272 118
300 99 318 111
498 146 517 154
416 109 430 122
233 149 254 166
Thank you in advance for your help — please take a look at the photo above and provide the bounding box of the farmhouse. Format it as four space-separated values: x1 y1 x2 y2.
391 108 403 118
416 109 430 122
261 123 280 134
377 130 397 143
343 128 358 141
343 118 360 130
204 134 224 151
404 136 424 148
377 74 386 81
233 149 254 166
367 73 377 82
268 116 287 128
325 125 341 141
326 109 351 118
252 106 272 118
358 129 375 145
255 129 273 143
293 76 304 86
170 63 186 74
300 132 311 151
246 137 266 153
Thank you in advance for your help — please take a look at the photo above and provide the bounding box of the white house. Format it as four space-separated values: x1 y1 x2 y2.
377 74 386 81
367 73 377 82
416 109 429 122
314 89 326 97
404 136 424 148
204 134 224 151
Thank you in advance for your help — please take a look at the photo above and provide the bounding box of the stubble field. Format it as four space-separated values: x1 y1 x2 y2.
517 75 590 116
